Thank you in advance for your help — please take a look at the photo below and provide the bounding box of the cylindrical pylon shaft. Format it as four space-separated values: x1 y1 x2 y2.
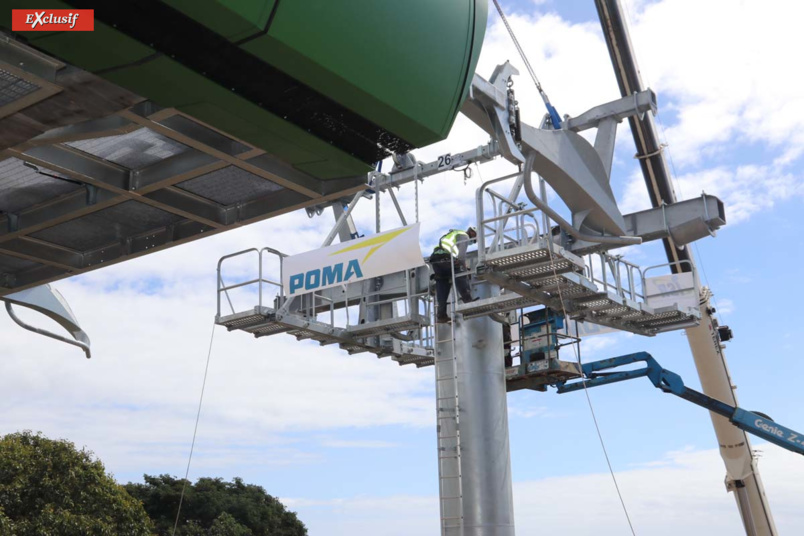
435 282 515 536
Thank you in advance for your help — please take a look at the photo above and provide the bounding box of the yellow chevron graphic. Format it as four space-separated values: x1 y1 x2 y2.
331 227 412 263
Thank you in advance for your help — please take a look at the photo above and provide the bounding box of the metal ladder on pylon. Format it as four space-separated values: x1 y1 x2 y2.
434 262 465 534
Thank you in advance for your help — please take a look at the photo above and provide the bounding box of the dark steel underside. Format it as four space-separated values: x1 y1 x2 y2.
0 38 366 297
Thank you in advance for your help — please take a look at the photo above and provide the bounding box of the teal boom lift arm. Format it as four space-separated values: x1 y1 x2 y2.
556 352 804 456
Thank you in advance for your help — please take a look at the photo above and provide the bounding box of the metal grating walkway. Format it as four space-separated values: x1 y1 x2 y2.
217 306 435 367
466 242 700 336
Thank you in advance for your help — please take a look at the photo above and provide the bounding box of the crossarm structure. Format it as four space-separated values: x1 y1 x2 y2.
557 352 804 457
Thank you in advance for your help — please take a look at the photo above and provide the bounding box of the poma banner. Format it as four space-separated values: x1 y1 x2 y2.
282 223 425 296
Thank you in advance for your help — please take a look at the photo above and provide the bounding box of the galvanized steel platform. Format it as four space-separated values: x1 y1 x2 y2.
463 242 700 336
217 306 435 367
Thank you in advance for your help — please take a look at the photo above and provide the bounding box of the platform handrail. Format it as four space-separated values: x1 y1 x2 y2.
475 172 525 260
217 247 286 317
641 260 698 308
585 253 645 302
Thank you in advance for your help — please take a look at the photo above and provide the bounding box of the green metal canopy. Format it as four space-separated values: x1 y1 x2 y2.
4 0 487 179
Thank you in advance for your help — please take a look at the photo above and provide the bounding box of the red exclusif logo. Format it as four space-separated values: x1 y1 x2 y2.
11 9 94 31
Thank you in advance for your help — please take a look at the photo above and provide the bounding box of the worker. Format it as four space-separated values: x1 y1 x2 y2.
429 226 477 323
503 322 513 367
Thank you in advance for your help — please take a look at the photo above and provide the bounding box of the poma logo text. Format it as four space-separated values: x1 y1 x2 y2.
289 260 363 294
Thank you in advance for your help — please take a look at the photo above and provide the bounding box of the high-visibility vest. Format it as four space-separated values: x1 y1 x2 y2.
435 229 468 257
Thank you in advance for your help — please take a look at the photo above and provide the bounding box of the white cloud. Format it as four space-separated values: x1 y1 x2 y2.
715 298 735 315
286 446 804 536
622 0 788 159
318 438 399 449
508 405 549 419
619 164 803 221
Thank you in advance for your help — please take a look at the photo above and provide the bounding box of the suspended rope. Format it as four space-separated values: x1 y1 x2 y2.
172 322 216 536
529 158 638 535
491 0 562 128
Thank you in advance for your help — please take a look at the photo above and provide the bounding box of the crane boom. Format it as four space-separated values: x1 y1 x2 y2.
594 1 778 533
557 352 804 457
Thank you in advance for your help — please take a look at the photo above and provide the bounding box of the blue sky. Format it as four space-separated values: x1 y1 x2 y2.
2 1 804 534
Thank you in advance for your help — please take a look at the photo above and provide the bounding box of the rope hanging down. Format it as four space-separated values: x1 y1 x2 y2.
491 0 563 128
523 150 637 535
172 322 217 536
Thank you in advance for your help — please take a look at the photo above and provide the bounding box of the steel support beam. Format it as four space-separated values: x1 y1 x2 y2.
118 109 323 198
6 146 228 228
0 184 330 298
564 89 656 132
570 194 726 254
0 187 121 242
142 187 227 228
0 237 82 270
1 264 67 290
131 150 224 193
24 115 139 148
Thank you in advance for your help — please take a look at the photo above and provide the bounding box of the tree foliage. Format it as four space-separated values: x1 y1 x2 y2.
125 474 307 536
0 430 153 536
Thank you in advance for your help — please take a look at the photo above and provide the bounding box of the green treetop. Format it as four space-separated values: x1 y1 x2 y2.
0 430 153 536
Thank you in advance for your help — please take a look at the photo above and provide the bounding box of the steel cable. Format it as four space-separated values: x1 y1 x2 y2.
172 322 216 536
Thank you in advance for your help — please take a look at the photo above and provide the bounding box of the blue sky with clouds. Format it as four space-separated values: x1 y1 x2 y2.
2 1 804 534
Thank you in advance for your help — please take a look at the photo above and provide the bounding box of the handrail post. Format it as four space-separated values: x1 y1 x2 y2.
258 249 263 309
476 184 486 261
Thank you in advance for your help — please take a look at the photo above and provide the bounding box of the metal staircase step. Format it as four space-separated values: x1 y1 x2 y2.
217 308 291 337
219 306 436 361
392 340 435 367
339 343 396 359
250 322 293 338
483 240 583 272
399 356 434 367
530 271 598 298
217 308 274 331
629 307 700 331
503 257 582 283
346 313 429 337
455 293 539 318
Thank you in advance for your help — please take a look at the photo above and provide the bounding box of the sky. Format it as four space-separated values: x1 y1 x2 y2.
3 0 804 534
